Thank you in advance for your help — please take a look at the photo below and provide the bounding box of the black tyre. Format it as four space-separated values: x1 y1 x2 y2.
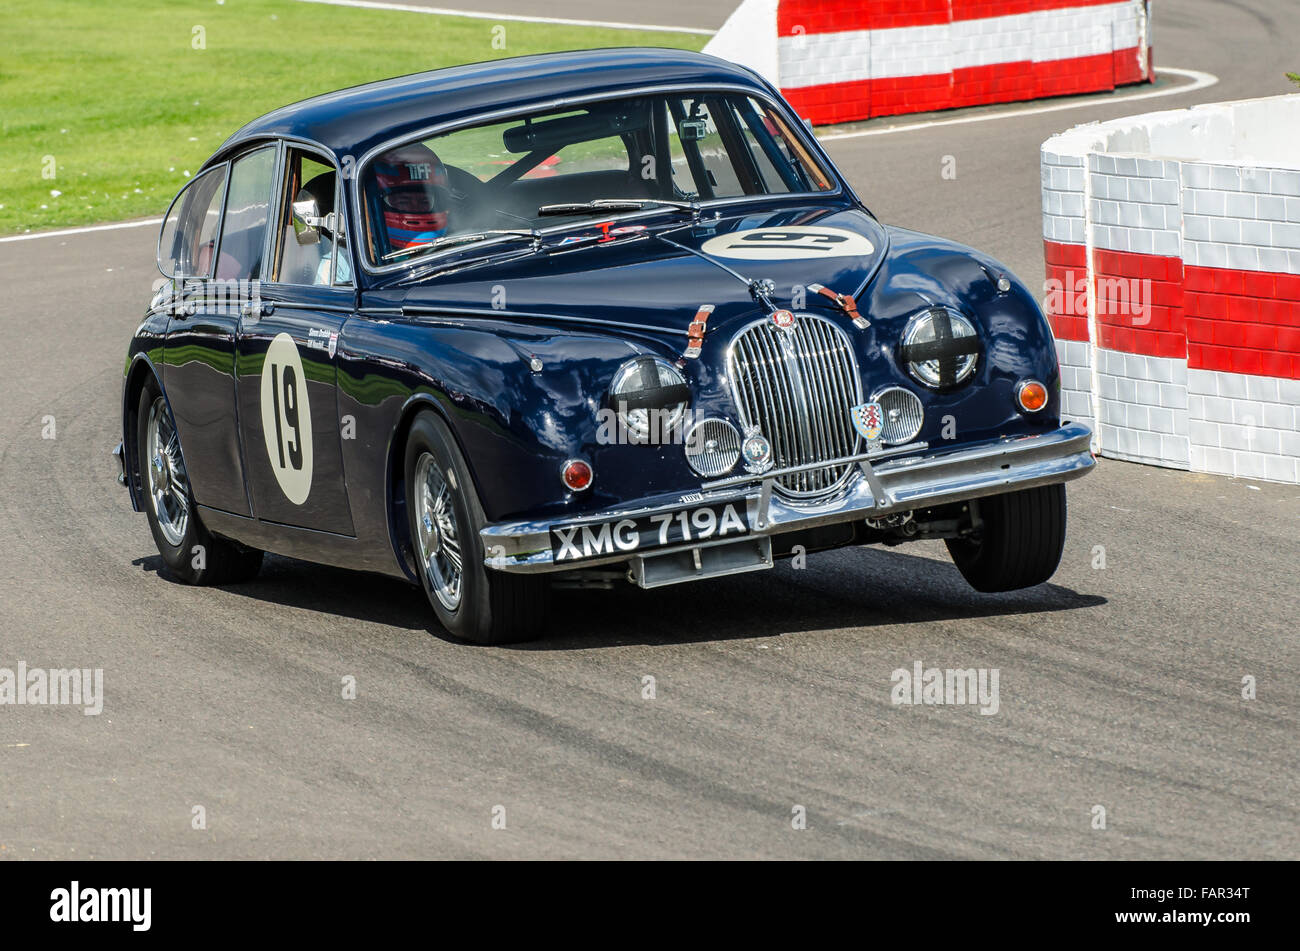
945 484 1067 592
403 410 549 644
137 380 263 585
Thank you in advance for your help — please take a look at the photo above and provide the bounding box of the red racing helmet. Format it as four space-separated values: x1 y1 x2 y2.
371 143 449 253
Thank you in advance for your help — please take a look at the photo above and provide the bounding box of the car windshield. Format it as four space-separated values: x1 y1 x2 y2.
359 91 835 267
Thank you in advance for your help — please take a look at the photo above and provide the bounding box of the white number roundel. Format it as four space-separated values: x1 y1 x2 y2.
700 225 874 260
260 332 314 505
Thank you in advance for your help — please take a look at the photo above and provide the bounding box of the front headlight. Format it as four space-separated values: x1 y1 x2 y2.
899 306 981 390
609 356 690 441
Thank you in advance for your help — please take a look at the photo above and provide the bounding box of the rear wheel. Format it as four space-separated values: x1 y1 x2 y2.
945 484 1066 592
404 410 548 644
137 381 263 585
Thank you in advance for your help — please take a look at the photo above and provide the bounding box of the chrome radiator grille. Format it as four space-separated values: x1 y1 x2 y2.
727 314 863 499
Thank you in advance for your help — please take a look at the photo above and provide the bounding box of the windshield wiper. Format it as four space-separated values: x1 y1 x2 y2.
536 198 701 222
381 229 541 262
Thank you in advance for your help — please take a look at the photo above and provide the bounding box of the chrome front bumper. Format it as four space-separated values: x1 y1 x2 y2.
481 422 1095 573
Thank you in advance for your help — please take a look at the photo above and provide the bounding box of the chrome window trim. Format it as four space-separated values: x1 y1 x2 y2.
265 133 361 288
263 139 287 286
349 82 848 276
265 139 350 289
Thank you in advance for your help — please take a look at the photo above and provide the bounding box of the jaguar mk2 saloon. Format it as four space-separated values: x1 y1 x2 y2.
115 48 1095 644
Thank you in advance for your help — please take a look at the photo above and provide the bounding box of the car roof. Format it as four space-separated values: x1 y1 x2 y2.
210 48 769 168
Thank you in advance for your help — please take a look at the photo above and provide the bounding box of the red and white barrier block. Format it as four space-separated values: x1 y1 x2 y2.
705 0 1153 125
1043 95 1300 484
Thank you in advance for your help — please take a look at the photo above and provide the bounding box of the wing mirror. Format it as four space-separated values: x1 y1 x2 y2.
291 190 335 245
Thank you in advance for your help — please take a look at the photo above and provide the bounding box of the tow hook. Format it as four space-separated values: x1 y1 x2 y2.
866 510 915 534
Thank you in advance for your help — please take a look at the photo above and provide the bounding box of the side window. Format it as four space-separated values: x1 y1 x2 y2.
157 166 227 279
215 146 276 282
274 149 347 287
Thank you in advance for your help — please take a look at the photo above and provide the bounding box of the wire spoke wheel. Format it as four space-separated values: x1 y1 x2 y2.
414 452 463 611
402 411 548 643
146 397 190 547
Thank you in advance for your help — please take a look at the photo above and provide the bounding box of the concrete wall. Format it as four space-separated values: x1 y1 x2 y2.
1042 94 1300 483
705 0 1153 125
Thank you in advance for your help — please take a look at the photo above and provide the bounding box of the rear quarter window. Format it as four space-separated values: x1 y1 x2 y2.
157 166 227 279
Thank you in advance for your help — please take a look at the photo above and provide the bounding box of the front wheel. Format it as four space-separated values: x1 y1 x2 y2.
404 411 549 644
945 484 1067 592
137 381 263 585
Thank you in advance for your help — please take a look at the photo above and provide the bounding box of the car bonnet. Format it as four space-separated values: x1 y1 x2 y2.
383 204 889 339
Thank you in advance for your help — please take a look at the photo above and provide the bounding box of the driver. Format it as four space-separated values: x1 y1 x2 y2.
372 143 450 254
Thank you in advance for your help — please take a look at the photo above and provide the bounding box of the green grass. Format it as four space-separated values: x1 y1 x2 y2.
0 0 706 235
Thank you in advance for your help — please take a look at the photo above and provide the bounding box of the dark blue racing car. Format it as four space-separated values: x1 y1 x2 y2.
115 48 1095 643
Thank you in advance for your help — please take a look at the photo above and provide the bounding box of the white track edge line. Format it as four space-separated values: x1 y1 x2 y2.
0 218 165 245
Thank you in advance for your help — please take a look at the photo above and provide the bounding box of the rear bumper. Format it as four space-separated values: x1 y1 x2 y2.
481 422 1095 574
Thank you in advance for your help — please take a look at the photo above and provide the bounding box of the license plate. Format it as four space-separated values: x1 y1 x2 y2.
550 502 750 562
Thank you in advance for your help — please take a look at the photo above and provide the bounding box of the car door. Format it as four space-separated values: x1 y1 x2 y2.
159 158 254 517
235 145 355 535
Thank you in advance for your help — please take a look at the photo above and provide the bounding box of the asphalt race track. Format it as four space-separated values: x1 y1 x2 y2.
1 0 1296 859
